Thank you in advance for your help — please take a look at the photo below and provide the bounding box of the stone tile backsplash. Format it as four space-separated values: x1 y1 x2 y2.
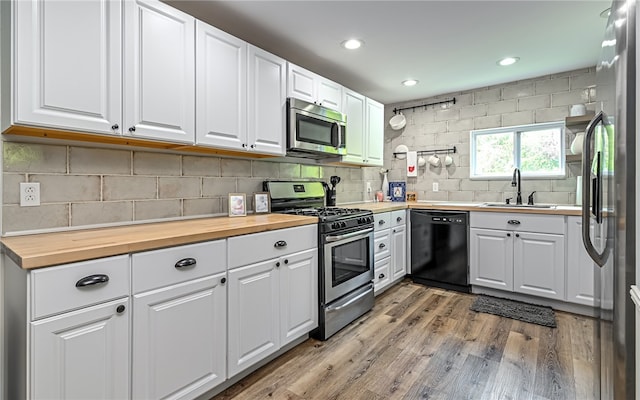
363 67 595 205
3 142 363 234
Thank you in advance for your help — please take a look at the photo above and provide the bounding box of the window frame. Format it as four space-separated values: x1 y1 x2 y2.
470 121 566 180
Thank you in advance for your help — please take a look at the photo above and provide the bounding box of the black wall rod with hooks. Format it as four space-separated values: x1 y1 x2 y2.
393 146 457 158
392 97 456 115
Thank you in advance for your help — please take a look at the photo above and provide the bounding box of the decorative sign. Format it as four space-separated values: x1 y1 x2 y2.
389 181 407 202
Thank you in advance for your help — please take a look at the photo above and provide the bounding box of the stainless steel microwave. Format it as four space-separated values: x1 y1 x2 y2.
286 97 347 158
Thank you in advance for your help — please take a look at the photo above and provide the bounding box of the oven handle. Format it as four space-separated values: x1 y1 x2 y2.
325 227 373 243
326 284 373 312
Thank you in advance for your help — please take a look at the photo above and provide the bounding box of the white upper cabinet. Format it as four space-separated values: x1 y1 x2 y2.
124 0 195 144
247 46 287 155
287 63 342 111
341 89 384 166
195 21 247 150
365 98 384 166
14 0 122 134
341 89 366 164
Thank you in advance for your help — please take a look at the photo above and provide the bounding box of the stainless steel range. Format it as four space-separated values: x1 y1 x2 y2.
265 181 375 340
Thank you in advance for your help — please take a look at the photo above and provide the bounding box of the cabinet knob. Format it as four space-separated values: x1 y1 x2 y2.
175 257 197 269
116 305 126 314
76 274 109 288
275 261 280 267
379 243 386 249
221 277 227 285
111 124 119 130
128 126 136 133
274 240 287 248
242 143 247 148
250 144 255 149
507 233 511 237
379 220 385 225
397 217 402 222
516 233 520 238
284 259 289 264
379 273 385 279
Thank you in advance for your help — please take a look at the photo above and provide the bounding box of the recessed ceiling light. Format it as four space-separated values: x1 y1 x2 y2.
402 79 419 87
341 39 363 50
600 7 611 18
497 57 520 66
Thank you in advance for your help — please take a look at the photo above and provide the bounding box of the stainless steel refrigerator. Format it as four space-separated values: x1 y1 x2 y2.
581 1 636 398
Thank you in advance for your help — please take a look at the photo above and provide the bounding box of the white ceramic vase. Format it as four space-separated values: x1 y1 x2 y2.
571 132 585 155
382 172 389 198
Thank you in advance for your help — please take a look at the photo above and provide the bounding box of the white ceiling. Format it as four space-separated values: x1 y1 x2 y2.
166 0 611 105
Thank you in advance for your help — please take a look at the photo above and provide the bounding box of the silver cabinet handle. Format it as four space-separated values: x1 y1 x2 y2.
175 258 196 269
325 228 373 243
76 274 109 288
379 243 386 249
274 240 287 248
507 220 521 225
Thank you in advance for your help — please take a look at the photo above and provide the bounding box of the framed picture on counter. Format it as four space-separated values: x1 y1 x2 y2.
389 181 407 202
254 192 270 213
228 193 247 217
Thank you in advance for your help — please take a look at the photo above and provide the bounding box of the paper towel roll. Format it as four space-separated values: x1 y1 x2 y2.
406 151 418 177
576 176 582 205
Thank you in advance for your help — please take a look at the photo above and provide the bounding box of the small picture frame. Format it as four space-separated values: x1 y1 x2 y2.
389 181 407 202
406 191 417 202
254 192 270 214
228 193 247 217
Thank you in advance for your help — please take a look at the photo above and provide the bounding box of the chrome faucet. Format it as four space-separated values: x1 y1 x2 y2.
511 168 522 205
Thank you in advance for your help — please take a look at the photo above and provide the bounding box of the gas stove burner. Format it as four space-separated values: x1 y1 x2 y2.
281 207 372 220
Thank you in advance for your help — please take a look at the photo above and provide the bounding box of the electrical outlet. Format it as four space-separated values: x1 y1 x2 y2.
20 182 40 207
366 182 372 193
432 182 439 192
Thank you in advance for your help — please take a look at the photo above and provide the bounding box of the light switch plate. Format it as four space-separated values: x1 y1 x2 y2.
432 182 439 192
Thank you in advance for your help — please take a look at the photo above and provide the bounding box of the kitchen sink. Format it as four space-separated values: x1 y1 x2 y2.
482 202 556 209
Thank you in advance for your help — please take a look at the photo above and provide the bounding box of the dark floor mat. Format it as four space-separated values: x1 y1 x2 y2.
470 294 557 328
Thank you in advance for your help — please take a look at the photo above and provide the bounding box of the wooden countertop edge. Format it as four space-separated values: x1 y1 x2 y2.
348 202 582 216
2 215 318 270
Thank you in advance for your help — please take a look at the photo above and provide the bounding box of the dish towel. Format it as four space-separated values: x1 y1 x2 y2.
406 151 418 177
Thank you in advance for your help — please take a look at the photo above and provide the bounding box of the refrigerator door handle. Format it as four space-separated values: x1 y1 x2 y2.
581 111 609 267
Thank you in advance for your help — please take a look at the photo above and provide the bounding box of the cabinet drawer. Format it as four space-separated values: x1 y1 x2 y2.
374 230 391 260
132 240 226 294
373 258 391 293
470 212 564 234
391 210 406 227
374 212 391 231
31 255 130 320
228 225 317 269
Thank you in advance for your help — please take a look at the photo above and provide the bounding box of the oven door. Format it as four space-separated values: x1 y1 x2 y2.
323 227 374 304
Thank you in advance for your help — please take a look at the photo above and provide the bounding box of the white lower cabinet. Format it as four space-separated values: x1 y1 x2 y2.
31 297 130 400
566 216 597 306
470 212 565 301
131 240 227 400
227 225 318 378
373 210 407 294
227 248 317 378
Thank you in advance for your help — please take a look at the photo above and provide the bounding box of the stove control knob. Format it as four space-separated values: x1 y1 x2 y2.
340 222 347 228
357 218 363 224
367 217 373 223
331 222 340 230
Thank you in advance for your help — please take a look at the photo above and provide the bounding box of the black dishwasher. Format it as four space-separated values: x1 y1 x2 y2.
410 210 470 292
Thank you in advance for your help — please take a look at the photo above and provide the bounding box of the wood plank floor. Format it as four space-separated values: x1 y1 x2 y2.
212 281 597 400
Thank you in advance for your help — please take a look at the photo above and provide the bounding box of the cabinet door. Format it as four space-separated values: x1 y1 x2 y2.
566 217 596 306
316 77 342 111
247 46 286 155
391 224 407 281
514 232 565 300
31 298 130 400
132 274 226 400
287 63 315 103
365 98 384 166
470 228 513 290
195 21 247 150
227 258 280 378
280 249 318 346
15 0 121 134
124 0 195 143
341 89 366 164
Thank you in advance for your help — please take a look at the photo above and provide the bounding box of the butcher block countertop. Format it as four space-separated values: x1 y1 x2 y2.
1 214 318 270
348 201 583 216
